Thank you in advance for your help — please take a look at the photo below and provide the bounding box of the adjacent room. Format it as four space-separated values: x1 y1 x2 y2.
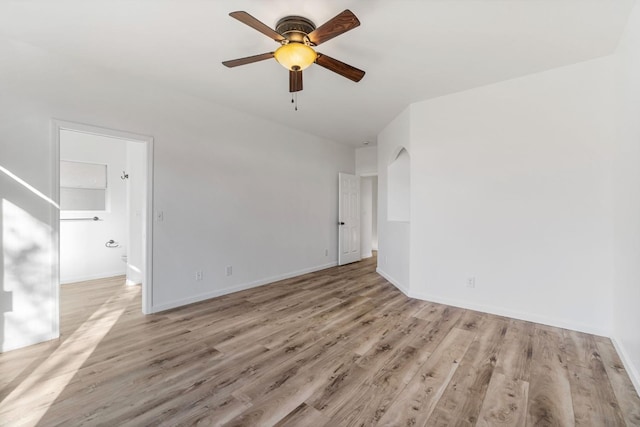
0 1 639 425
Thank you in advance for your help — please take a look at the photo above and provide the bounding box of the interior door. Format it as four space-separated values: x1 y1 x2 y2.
338 173 361 265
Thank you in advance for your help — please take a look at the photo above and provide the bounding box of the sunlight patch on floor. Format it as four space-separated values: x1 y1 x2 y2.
0 289 137 426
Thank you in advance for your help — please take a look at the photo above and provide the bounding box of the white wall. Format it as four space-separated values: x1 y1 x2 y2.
0 36 354 351
408 58 616 335
376 108 411 293
355 146 378 176
0 179 56 351
612 2 640 392
387 149 411 222
60 131 128 283
375 58 617 335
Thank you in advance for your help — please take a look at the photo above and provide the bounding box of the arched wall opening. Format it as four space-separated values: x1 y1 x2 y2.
387 147 410 222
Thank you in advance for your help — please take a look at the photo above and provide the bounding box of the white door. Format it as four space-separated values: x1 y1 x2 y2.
338 173 361 265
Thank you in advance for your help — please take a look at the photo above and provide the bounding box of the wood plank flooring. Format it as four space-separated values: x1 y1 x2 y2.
1 256 639 426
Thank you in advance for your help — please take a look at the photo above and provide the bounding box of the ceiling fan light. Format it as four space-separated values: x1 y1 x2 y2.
274 43 317 71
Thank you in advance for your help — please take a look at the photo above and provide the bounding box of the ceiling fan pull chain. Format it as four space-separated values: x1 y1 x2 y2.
291 71 299 111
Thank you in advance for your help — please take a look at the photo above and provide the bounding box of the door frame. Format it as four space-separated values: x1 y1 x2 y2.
51 120 154 329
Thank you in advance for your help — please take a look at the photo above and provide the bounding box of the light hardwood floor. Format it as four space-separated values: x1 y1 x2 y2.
1 256 639 426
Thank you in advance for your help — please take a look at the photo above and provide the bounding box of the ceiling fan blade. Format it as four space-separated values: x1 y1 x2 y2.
229 11 285 42
289 70 303 92
222 52 274 68
308 10 360 46
315 53 365 82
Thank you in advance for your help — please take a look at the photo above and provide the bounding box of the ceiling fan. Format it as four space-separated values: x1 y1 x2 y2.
222 9 365 95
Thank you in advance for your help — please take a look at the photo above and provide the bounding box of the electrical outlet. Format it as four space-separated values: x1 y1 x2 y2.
466 277 476 288
325 249 328 256
226 266 233 276
195 271 203 281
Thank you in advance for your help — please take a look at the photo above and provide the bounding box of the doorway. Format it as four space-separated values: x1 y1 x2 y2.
360 175 378 259
53 121 153 319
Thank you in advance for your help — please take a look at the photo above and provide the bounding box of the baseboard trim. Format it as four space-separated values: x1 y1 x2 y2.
1 331 58 353
376 272 639 393
408 291 609 337
610 336 640 396
376 268 410 296
61 271 126 285
361 252 373 259
151 262 338 313
374 270 609 337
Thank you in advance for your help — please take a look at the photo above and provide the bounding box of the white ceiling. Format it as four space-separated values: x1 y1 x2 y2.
0 0 634 146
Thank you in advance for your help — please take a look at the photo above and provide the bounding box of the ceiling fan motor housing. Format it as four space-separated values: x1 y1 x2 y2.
276 16 316 44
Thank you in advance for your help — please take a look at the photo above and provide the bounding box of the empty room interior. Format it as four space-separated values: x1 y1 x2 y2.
1 1 640 425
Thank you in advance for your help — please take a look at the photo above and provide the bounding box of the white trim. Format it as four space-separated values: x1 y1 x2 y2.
50 121 61 341
376 268 410 296
408 290 610 337
52 120 154 316
60 272 127 285
151 262 337 313
376 268 609 337
610 336 640 396
361 251 373 259
377 272 638 390
1 331 59 353
143 138 154 314
54 120 153 143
